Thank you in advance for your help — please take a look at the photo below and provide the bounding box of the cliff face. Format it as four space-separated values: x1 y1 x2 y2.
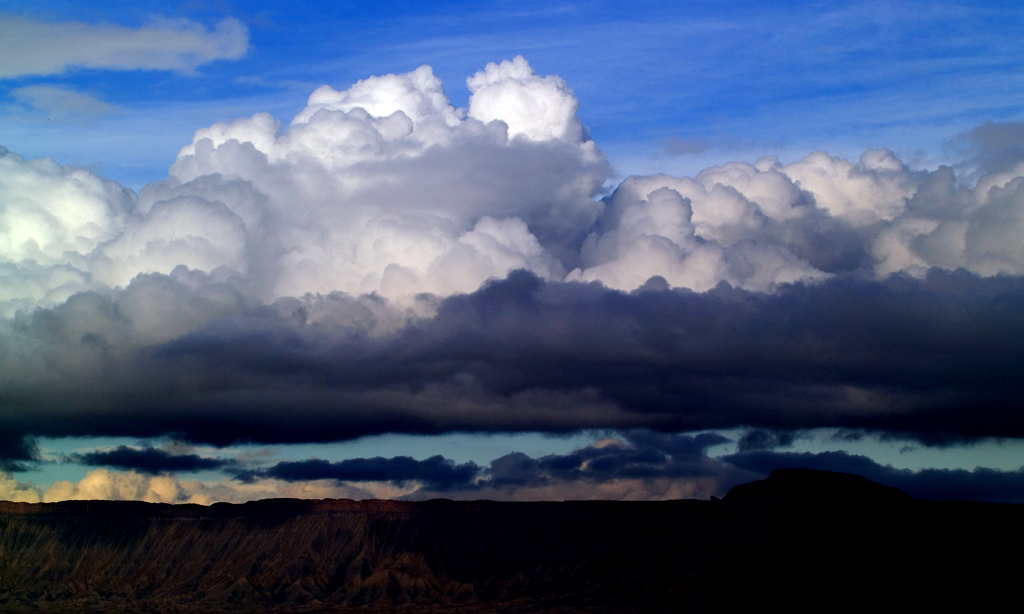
1 471 1022 613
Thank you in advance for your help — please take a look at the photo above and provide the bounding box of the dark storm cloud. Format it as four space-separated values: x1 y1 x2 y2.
246 431 734 494
403 269 1024 442
240 455 480 490
2 267 1024 460
736 429 797 451
0 433 37 472
722 449 1024 503
69 446 234 475
482 431 731 488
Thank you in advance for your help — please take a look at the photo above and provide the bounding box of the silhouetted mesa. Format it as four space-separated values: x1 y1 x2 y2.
723 467 910 502
1 471 1021 613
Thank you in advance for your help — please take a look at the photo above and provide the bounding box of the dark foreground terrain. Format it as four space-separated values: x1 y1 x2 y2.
1 469 1021 613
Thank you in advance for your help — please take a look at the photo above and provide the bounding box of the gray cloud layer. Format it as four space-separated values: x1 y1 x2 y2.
2 268 1023 463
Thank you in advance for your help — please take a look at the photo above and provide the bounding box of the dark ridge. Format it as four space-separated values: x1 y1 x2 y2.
1 470 1021 613
723 467 910 502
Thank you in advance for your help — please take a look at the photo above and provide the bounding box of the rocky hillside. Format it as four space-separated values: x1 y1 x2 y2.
1 469 1021 613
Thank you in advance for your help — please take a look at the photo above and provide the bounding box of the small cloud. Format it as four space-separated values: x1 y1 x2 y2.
661 136 711 156
0 13 249 79
157 440 197 455
67 445 234 475
241 456 481 491
736 429 796 452
5 85 123 121
233 75 319 90
945 121 1024 181
0 434 38 472
831 429 866 442
657 134 782 158
234 447 276 462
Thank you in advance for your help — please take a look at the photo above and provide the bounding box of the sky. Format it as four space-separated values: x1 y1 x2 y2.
2 0 1024 505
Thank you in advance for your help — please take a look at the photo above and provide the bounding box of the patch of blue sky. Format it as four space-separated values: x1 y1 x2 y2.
4 1 1024 188
0 89 303 189
23 429 1024 495
703 428 1024 472
20 431 604 491
24 436 139 490
791 431 1024 473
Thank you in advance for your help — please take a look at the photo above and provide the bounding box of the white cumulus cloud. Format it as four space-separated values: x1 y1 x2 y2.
3 57 1024 322
0 472 40 503
467 55 584 142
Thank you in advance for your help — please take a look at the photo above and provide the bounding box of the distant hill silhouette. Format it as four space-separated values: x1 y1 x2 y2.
0 470 1020 613
723 467 910 502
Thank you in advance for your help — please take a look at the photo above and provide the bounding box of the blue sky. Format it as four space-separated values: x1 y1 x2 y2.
4 1 1024 187
4 1 1024 504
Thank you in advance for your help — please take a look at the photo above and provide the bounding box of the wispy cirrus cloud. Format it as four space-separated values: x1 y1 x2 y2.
0 13 248 79
3 85 124 122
